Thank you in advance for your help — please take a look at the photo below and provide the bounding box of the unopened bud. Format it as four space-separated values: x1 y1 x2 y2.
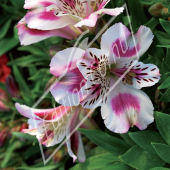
149 3 170 17
5 75 20 98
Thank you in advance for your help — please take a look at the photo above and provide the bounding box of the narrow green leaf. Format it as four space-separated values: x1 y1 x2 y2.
159 76 170 89
99 162 133 170
160 88 170 102
155 111 170 145
152 143 170 163
12 132 36 142
120 145 165 170
79 129 129 156
129 131 166 155
70 152 119 170
160 19 170 35
0 19 11 39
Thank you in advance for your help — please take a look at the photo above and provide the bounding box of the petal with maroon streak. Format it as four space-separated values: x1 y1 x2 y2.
117 60 160 89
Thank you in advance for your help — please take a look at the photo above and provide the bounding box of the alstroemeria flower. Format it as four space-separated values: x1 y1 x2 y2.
17 18 82 45
77 23 160 133
23 0 124 31
50 47 86 107
15 103 96 162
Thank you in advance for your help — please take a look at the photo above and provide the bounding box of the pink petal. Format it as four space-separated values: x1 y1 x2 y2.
24 0 57 9
25 7 77 30
75 13 98 27
101 23 154 61
50 48 86 106
17 18 80 45
101 79 154 133
66 107 86 162
15 103 70 121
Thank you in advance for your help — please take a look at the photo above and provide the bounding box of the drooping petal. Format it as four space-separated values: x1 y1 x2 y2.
15 103 74 147
50 48 86 106
101 23 154 61
95 7 124 16
66 106 86 162
25 7 77 30
17 18 80 45
101 79 154 133
74 13 98 27
116 60 161 89
15 103 70 121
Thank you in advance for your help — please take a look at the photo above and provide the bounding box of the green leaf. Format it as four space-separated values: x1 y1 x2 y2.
18 165 60 170
128 0 147 31
12 65 31 96
8 55 50 67
161 60 170 83
160 19 170 35
1 141 21 168
129 131 166 155
70 152 119 170
159 88 170 102
18 46 48 56
12 132 37 142
0 19 11 39
150 168 170 170
120 133 136 147
152 143 170 163
79 129 129 156
155 111 170 145
0 36 19 56
159 76 170 89
120 145 165 170
99 162 133 170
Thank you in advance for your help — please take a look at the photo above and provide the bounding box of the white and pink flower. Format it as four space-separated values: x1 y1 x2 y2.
23 0 124 29
15 103 96 162
76 23 160 133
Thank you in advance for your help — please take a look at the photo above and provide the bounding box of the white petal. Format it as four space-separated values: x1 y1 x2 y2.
101 79 154 133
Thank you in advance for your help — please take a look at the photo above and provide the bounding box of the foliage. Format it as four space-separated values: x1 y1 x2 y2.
1 0 170 169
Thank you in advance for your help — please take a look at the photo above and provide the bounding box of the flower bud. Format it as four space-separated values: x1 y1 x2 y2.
149 4 170 17
5 75 20 98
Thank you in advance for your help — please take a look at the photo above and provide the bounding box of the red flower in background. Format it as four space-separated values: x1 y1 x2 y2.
0 54 11 111
0 54 11 83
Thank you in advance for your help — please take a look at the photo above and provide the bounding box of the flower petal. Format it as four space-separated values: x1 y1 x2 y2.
24 0 57 9
16 103 74 147
101 79 154 133
95 7 124 16
50 48 86 106
117 60 161 89
101 23 154 61
25 7 77 30
77 48 109 79
74 13 98 27
17 18 80 45
66 107 86 162
15 103 70 121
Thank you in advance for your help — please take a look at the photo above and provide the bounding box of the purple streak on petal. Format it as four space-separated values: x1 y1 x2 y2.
112 38 140 58
111 93 140 116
